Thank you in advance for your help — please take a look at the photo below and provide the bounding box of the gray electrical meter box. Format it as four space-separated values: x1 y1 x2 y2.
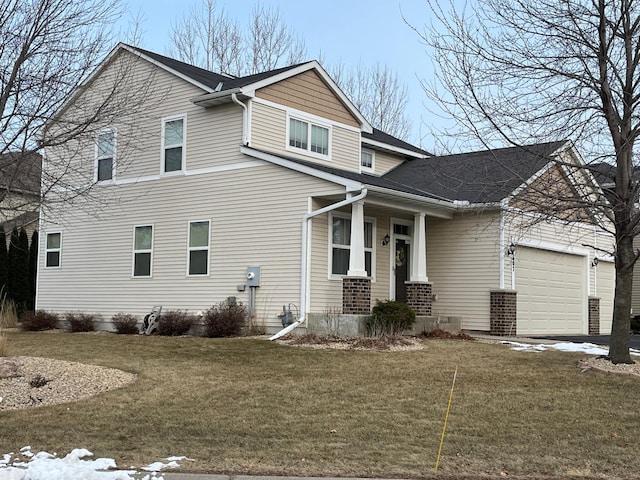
246 266 261 287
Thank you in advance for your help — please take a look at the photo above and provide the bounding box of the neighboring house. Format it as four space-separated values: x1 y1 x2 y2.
36 43 615 336
0 151 41 242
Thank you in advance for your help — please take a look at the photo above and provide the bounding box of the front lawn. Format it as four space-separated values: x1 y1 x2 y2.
1 331 638 479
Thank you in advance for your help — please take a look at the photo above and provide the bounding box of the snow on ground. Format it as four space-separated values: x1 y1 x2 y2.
0 447 192 480
502 340 640 356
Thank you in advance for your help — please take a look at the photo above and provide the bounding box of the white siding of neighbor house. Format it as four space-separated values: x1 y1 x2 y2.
37 163 347 328
250 100 362 172
426 212 502 331
633 237 640 317
597 260 614 334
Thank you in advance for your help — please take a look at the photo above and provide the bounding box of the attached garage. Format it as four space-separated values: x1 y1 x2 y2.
516 247 587 335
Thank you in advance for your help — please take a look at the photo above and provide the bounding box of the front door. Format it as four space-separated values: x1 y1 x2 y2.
395 238 410 302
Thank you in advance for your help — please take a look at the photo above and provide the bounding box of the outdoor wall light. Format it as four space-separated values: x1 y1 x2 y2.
592 257 599 267
506 243 516 256
381 234 390 246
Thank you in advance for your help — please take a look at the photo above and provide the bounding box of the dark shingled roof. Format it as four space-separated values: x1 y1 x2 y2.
383 141 568 203
362 128 431 156
249 148 454 202
127 44 308 92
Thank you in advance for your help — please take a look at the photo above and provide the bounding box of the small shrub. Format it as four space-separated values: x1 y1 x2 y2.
112 313 140 334
203 302 247 338
29 374 50 388
421 329 476 341
366 300 416 337
20 310 59 331
156 310 195 336
66 312 99 332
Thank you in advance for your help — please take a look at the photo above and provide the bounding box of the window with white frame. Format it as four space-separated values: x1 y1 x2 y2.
330 214 374 276
288 117 329 157
45 232 61 268
96 130 115 181
361 149 374 172
188 220 210 275
162 116 185 173
133 225 153 277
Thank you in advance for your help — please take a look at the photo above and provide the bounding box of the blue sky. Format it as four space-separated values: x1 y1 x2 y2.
120 0 445 149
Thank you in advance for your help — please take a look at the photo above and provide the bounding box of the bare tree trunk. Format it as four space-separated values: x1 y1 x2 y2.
610 229 634 363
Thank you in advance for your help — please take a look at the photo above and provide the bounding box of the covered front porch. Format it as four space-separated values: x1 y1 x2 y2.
305 188 457 329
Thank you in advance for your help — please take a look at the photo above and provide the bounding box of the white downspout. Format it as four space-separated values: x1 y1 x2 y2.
231 93 248 146
269 188 369 340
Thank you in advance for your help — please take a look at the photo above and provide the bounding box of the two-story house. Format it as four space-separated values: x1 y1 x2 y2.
36 43 615 336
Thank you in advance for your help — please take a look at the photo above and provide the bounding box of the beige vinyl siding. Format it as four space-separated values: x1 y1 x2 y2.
255 70 360 128
37 163 346 328
373 151 406 175
427 212 501 331
597 260 614 334
251 101 361 172
46 49 244 184
308 205 395 312
331 128 360 171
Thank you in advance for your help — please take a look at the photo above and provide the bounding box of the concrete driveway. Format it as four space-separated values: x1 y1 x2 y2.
540 334 640 350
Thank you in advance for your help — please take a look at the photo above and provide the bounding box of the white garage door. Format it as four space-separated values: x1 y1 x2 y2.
597 261 615 334
516 247 586 335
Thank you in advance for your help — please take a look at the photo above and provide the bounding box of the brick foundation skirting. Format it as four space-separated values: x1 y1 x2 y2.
342 277 371 315
588 297 600 336
405 282 433 316
490 290 517 336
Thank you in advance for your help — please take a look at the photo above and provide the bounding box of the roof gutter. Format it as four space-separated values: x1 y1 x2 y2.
364 184 456 210
269 188 369 340
191 88 243 108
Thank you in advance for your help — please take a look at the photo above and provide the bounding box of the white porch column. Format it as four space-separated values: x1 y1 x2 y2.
347 200 368 277
410 212 428 282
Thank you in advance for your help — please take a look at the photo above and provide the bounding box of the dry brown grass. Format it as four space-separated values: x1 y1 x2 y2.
0 297 17 329
1 331 639 479
0 330 7 357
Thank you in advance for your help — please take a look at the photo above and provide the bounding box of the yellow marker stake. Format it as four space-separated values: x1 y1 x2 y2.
434 365 458 474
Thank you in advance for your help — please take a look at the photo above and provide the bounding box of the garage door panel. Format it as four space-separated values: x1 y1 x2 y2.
516 247 586 335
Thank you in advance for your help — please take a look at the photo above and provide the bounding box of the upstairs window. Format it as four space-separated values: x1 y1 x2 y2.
133 225 153 277
361 149 374 172
288 116 330 158
330 214 374 277
162 116 185 173
188 220 210 276
46 232 62 268
96 130 115 181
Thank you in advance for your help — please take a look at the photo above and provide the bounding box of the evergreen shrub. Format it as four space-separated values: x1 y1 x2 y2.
366 300 416 336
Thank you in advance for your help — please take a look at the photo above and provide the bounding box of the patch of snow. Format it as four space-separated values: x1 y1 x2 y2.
502 341 640 356
0 447 179 480
143 456 192 472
